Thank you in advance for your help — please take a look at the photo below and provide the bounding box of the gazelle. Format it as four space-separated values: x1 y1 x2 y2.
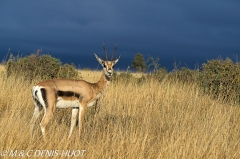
30 43 120 141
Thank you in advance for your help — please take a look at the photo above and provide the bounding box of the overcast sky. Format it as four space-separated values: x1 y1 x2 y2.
0 1 240 71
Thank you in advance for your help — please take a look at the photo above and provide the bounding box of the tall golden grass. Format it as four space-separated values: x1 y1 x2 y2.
0 66 240 158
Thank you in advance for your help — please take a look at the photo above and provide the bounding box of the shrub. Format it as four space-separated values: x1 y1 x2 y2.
5 51 80 81
58 63 80 79
200 58 240 103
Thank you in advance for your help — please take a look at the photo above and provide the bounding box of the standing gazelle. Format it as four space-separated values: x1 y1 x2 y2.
30 43 120 141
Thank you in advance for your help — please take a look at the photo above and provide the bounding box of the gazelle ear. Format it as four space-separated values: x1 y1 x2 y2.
94 53 104 66
113 55 120 65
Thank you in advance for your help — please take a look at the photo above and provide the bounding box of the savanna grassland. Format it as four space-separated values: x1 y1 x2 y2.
0 65 240 158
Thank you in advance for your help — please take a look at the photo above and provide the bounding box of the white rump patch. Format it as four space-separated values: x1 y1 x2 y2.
32 85 46 108
56 97 80 108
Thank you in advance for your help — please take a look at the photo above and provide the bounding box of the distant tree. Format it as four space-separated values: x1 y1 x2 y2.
147 56 160 72
131 53 147 72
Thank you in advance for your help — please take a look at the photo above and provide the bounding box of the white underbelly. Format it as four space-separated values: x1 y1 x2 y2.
56 98 80 108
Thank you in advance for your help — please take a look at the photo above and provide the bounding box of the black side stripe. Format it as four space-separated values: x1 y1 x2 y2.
40 88 48 108
57 90 81 99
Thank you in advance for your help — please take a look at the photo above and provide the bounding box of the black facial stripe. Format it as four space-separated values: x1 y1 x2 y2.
40 88 48 108
102 61 105 66
57 90 81 99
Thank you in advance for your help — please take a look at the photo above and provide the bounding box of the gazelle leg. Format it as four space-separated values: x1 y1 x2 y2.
40 106 54 141
78 104 86 138
30 101 42 137
68 108 79 139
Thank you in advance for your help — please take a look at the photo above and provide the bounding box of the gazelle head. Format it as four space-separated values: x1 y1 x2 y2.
94 43 120 78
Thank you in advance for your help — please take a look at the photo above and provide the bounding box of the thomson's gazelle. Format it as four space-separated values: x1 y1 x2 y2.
30 44 120 141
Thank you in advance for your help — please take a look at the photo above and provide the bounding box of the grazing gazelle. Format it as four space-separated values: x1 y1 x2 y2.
30 43 120 141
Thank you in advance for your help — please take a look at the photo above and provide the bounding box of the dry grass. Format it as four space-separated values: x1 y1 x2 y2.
0 65 240 158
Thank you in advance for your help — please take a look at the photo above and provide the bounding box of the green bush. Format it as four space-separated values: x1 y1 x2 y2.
5 52 80 81
58 63 79 79
200 58 240 103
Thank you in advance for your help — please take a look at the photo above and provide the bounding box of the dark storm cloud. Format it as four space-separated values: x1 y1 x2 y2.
0 0 240 70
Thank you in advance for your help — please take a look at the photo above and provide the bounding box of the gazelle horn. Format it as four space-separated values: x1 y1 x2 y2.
111 43 118 60
103 42 108 61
